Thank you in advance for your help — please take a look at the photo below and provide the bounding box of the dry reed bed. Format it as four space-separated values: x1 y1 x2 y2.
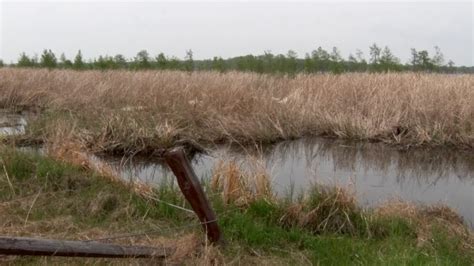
1 69 473 153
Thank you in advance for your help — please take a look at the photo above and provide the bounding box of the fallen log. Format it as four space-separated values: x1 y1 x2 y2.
0 236 172 258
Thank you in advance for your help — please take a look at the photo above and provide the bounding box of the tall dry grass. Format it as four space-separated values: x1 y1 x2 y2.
211 160 272 206
1 69 473 153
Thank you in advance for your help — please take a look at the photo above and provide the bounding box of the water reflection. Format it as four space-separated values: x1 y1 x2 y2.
0 110 27 136
104 138 474 227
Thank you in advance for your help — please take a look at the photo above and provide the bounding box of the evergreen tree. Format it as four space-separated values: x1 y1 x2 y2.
379 46 400 71
286 50 298 74
330 47 342 62
40 49 57 69
355 49 368 72
410 48 420 70
348 54 357 63
355 49 365 63
94 56 107 70
134 50 151 69
73 50 85 70
155 53 168 70
211 56 226 72
304 53 315 73
330 47 343 74
417 50 433 71
369 43 381 65
168 56 181 70
18 53 35 67
262 51 275 72
432 46 444 68
311 47 330 72
59 53 73 68
113 54 128 68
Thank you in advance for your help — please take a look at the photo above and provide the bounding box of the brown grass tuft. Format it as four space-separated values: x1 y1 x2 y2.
280 185 362 235
44 127 155 198
211 159 272 206
376 200 473 249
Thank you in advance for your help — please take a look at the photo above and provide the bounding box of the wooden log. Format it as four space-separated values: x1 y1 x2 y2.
164 147 222 243
0 236 172 258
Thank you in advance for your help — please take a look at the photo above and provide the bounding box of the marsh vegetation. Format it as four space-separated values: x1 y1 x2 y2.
0 68 473 264
1 69 473 153
0 148 473 264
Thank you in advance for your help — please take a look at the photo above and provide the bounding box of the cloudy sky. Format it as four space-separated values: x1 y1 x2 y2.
1 1 473 66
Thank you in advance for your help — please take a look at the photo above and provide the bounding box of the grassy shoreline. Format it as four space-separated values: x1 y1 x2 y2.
0 69 473 155
1 147 472 264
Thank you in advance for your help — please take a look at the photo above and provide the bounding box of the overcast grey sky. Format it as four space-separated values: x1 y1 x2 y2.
1 1 473 66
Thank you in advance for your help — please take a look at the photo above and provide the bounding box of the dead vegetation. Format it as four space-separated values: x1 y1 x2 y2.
376 200 474 250
0 69 473 154
211 160 272 206
279 185 363 235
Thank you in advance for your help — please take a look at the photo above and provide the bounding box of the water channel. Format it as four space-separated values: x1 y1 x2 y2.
105 138 474 227
2 110 473 227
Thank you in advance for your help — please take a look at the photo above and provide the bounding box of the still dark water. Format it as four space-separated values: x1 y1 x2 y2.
2 110 473 227
105 138 474 227
0 110 27 136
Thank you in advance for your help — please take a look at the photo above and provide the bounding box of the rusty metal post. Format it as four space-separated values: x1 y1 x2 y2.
164 147 222 244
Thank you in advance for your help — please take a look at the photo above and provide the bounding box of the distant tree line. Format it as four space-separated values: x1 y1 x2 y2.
2 44 473 74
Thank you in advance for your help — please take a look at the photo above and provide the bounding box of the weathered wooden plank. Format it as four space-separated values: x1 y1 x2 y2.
164 147 222 244
0 236 172 258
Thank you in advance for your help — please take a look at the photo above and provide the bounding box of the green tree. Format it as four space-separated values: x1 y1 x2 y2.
211 56 226 73
330 47 342 62
40 49 57 69
330 47 343 74
313 47 330 61
59 53 73 68
379 46 400 72
311 47 330 72
355 49 366 63
113 54 128 68
351 49 368 72
304 53 315 73
411 49 435 71
134 50 151 69
94 56 108 70
0 59 3 68
286 50 298 75
410 48 419 70
155 53 168 70
17 53 35 67
348 54 357 63
262 51 275 73
432 46 444 68
168 56 181 70
369 43 381 65
347 54 359 72
417 50 433 71
73 50 85 70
